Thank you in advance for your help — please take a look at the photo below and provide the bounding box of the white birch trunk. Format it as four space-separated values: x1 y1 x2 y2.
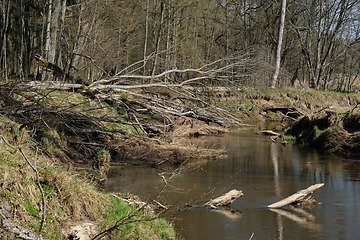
270 0 287 88
44 0 53 60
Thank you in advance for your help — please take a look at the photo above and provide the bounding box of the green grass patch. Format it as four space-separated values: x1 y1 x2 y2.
281 133 295 143
99 196 176 239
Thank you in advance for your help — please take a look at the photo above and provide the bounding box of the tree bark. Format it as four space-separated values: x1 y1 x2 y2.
271 0 286 88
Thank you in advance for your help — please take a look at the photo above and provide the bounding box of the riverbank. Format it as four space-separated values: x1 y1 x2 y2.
0 116 177 239
285 108 360 158
246 89 360 158
1 83 360 238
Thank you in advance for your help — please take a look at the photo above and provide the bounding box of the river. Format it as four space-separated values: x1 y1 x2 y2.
106 126 360 240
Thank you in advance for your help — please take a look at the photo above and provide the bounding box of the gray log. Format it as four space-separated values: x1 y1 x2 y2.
205 189 243 209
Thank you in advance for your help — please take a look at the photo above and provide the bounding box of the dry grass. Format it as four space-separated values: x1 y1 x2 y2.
0 117 176 239
170 117 229 138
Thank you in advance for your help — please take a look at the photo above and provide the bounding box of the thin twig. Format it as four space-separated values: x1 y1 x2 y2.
1 135 15 149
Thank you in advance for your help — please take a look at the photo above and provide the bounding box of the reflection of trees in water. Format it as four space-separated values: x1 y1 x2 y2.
270 142 283 240
270 143 281 198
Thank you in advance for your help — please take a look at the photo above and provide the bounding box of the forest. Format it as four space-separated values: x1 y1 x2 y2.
1 0 359 91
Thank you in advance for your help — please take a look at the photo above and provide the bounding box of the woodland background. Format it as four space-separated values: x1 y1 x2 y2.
1 0 360 91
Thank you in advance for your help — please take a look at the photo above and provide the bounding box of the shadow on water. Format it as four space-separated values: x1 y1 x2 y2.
106 127 360 240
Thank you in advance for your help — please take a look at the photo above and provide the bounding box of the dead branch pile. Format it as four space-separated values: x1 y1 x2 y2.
0 54 245 171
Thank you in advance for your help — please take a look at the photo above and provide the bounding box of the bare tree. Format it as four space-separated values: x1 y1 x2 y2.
271 0 287 88
143 0 150 75
0 0 10 82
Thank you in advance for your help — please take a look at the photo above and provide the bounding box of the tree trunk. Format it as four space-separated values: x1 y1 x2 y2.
45 0 62 64
271 0 286 88
151 0 165 77
44 0 53 60
143 0 150 75
1 0 10 82
55 0 67 66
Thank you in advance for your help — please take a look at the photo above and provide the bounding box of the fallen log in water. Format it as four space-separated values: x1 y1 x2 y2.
266 183 324 208
205 189 243 209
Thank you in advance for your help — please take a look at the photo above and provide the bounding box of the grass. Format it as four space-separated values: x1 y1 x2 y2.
280 133 296 143
99 196 177 239
313 126 326 138
0 116 177 239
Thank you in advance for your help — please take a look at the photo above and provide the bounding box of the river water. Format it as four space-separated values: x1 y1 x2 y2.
106 127 360 240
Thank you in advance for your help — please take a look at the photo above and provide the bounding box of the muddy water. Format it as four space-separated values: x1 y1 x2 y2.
106 128 360 240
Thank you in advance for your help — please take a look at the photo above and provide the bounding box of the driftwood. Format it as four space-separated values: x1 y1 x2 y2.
205 189 243 209
266 183 324 208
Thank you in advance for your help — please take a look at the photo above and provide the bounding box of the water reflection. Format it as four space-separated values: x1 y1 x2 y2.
106 129 360 240
270 142 283 240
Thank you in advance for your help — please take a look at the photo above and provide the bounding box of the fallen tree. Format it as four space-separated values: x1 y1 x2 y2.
266 183 324 208
23 53 249 129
